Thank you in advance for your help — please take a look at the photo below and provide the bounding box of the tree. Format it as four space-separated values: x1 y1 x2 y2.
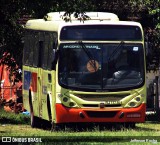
0 0 27 66
0 0 159 69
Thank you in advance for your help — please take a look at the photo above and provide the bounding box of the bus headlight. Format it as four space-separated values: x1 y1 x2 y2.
63 97 68 102
135 97 141 102
69 102 75 107
130 101 136 107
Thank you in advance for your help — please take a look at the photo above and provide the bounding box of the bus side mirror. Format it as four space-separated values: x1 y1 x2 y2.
52 39 58 60
53 49 56 60
51 49 58 70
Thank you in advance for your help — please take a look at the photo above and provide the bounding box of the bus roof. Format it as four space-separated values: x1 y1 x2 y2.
25 12 142 32
46 12 119 21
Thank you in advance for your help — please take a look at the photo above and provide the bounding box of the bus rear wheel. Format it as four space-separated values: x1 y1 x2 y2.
29 104 40 128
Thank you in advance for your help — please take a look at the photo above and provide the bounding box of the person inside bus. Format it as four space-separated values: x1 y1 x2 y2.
111 49 141 85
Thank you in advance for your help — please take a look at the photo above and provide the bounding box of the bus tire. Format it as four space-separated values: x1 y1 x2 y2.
30 112 40 128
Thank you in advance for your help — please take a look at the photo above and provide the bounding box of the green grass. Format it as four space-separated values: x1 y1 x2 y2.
0 109 160 144
0 108 30 125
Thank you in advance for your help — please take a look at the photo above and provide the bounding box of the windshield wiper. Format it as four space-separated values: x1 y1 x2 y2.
108 41 125 61
77 41 97 72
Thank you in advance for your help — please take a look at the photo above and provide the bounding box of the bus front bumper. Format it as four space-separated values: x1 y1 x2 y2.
55 103 146 123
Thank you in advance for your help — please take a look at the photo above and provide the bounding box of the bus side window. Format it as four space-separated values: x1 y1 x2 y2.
37 32 57 69
48 33 57 70
38 32 44 68
33 32 39 67
23 31 31 65
28 33 34 66
43 33 50 69
38 41 43 68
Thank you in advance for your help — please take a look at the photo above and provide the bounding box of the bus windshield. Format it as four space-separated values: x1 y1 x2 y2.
58 43 144 91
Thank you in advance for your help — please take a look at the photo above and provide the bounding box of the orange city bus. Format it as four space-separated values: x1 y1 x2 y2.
23 12 146 129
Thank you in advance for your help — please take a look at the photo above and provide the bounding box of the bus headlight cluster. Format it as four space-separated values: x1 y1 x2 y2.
125 95 142 108
63 97 76 107
58 94 77 107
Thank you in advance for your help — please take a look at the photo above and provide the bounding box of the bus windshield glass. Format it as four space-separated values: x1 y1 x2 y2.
58 43 144 91
60 25 142 41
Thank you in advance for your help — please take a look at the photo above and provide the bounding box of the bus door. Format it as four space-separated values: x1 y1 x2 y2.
38 32 56 121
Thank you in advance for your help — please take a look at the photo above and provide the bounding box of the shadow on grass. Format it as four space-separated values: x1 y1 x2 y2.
48 123 145 132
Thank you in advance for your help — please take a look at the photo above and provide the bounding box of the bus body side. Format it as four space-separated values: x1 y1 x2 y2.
23 30 57 122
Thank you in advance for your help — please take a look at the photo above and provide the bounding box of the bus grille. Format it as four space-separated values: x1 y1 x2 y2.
85 111 117 118
82 104 121 107
75 94 129 102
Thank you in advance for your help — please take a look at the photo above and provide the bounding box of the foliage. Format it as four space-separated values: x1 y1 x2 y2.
127 0 160 70
0 108 30 124
0 0 57 66
0 0 159 69
0 0 26 66
145 0 160 28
